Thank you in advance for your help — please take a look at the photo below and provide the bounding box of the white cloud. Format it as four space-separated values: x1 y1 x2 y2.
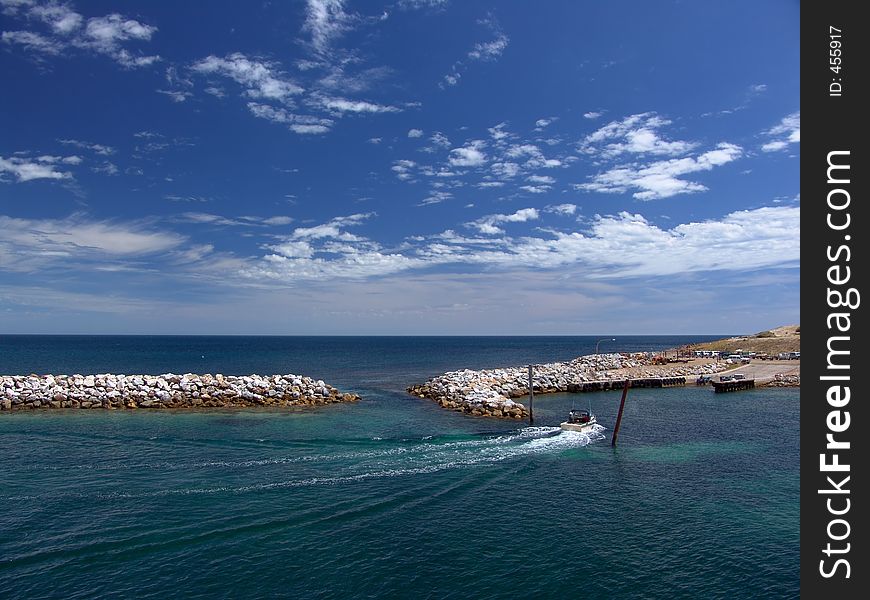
157 89 192 103
314 95 401 114
468 207 539 235
316 64 393 95
0 214 184 267
440 18 509 88
420 190 452 205
3 205 795 290
408 128 423 138
368 137 382 144
58 138 116 155
490 161 521 179
760 141 788 152
424 131 451 151
580 112 695 157
1 1 37 17
397 0 450 8
526 174 555 185
583 111 603 120
262 216 295 226
442 72 460 87
502 143 561 169
534 117 557 130
546 203 577 215
291 124 331 135
244 212 422 282
761 111 800 152
420 166 460 178
92 161 119 175
192 53 304 102
247 102 333 134
180 212 295 227
179 212 243 226
487 122 512 142
133 130 162 139
0 155 73 182
32 154 81 165
1 3 160 67
468 33 508 61
391 159 417 180
390 112 727 207
84 13 155 51
520 174 555 194
553 206 800 277
505 144 540 159
165 194 209 203
448 141 487 167
1 29 62 54
421 206 798 277
304 0 353 55
577 143 743 200
519 185 549 194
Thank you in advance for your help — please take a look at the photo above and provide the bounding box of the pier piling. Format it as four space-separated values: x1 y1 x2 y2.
528 365 534 425
611 379 630 447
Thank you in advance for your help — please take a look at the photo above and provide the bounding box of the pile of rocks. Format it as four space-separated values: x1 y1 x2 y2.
765 373 801 387
408 369 529 419
0 373 359 411
408 353 728 419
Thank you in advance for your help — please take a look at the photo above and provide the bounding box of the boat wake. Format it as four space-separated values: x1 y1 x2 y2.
3 426 606 501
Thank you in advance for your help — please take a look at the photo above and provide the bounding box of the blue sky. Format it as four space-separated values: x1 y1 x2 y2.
0 0 799 335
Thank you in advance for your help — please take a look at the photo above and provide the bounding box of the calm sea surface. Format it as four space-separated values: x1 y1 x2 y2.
0 336 799 599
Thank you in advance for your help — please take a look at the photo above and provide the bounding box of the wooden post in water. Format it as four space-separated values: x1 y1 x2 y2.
528 364 534 425
611 379 630 447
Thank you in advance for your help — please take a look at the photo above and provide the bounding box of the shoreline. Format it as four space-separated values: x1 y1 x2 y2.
408 352 799 418
0 373 359 412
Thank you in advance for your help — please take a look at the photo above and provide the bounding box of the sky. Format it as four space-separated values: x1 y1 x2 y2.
0 0 800 335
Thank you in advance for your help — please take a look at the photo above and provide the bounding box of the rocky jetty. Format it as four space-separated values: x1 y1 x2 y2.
0 373 359 411
408 353 728 419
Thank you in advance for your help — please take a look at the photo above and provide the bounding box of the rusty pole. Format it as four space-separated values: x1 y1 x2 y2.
611 378 630 447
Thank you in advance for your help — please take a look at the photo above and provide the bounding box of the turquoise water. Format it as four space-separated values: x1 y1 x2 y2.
0 337 799 598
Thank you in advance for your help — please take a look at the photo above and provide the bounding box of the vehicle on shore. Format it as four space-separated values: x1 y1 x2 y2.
560 408 598 433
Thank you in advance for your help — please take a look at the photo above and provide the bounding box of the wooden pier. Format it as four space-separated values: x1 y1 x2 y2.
711 378 755 393
565 376 686 393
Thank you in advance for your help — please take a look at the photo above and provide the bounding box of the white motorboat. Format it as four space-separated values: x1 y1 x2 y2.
560 408 597 432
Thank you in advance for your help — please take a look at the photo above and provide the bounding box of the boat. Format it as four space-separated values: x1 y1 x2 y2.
560 408 598 432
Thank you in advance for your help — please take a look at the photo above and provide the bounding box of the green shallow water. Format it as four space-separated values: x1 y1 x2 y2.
0 336 798 598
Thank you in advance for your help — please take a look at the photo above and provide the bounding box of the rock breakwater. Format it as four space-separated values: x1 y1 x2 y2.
0 373 359 411
408 353 729 418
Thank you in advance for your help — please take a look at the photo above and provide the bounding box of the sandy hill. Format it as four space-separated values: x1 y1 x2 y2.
684 325 800 354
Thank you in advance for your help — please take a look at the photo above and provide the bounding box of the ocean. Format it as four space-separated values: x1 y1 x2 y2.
0 336 799 598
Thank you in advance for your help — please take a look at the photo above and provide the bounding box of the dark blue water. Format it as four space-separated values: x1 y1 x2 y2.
0 336 799 598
